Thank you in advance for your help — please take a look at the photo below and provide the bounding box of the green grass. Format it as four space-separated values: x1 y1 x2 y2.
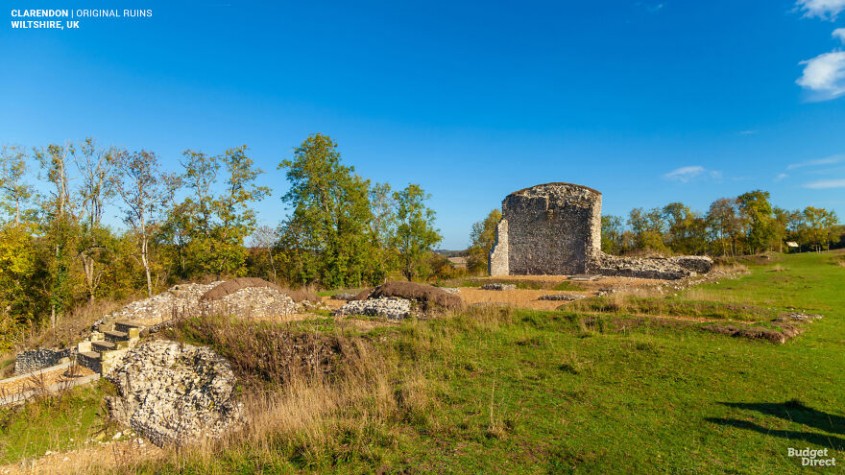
0 382 111 464
7 251 845 474
571 295 781 321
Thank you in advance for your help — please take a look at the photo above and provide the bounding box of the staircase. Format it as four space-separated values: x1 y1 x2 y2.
77 321 144 375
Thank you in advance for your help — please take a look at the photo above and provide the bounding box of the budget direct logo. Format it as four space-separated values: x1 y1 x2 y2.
787 448 837 467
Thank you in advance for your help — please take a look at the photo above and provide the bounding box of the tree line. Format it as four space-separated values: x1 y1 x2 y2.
464 191 842 274
0 134 442 343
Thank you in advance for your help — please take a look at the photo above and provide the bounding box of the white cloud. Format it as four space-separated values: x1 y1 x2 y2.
787 154 845 169
796 0 845 20
796 51 845 101
834 28 845 42
803 178 845 188
664 166 704 182
737 129 758 136
775 173 789 182
635 2 665 14
663 165 721 183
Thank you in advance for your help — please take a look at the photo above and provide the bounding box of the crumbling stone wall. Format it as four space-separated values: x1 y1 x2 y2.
489 182 713 279
490 183 602 276
15 348 72 375
106 340 242 447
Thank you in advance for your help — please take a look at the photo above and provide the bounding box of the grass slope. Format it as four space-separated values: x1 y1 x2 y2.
2 251 843 474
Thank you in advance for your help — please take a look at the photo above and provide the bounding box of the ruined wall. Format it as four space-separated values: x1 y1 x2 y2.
488 219 509 276
490 183 602 276
15 348 72 375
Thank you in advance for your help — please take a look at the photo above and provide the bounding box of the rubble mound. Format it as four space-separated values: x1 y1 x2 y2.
336 297 413 320
592 254 714 280
96 280 299 330
201 286 298 318
201 277 282 301
364 281 464 313
97 283 219 327
106 340 242 447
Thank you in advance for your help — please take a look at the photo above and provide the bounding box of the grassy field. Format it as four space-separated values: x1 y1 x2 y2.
1 251 843 474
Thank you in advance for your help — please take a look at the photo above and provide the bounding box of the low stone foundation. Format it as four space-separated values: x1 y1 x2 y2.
590 254 713 280
15 348 73 375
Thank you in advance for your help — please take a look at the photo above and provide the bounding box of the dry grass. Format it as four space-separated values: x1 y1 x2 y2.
164 315 344 387
0 366 95 398
115 315 436 473
0 439 166 475
459 288 585 311
708 262 750 278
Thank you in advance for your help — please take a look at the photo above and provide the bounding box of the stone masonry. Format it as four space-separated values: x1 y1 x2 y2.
489 182 712 279
14 348 73 375
489 183 603 276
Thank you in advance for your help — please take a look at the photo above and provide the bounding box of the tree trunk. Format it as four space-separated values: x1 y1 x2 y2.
141 233 153 298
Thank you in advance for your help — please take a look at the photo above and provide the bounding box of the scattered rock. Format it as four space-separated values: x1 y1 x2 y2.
106 340 242 448
702 324 800 344
481 283 517 291
776 312 823 323
538 294 586 301
336 298 412 320
593 254 714 280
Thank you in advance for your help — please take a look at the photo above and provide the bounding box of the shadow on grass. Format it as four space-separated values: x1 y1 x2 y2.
718 400 844 436
705 418 845 450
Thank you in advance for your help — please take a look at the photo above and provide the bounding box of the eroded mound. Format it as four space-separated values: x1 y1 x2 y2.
367 281 464 312
201 277 282 301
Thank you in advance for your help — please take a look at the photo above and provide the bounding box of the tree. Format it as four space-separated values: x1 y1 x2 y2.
393 184 441 281
662 203 707 255
600 215 624 255
369 182 399 282
628 207 668 253
35 143 78 327
0 145 35 224
178 149 221 277
212 146 270 277
706 198 741 256
115 149 170 297
278 134 375 288
736 190 775 254
248 225 280 282
801 206 838 252
467 209 502 273
0 223 39 342
72 138 120 303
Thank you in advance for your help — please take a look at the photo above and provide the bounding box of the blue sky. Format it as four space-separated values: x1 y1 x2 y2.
2 0 845 248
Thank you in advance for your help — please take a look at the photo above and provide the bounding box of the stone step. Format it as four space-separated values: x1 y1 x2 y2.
77 351 102 373
114 321 144 333
92 341 117 352
104 330 129 342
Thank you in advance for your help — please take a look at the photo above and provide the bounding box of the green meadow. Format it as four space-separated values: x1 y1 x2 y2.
2 251 843 474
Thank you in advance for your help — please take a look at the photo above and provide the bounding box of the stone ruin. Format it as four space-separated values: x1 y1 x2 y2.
489 182 712 279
